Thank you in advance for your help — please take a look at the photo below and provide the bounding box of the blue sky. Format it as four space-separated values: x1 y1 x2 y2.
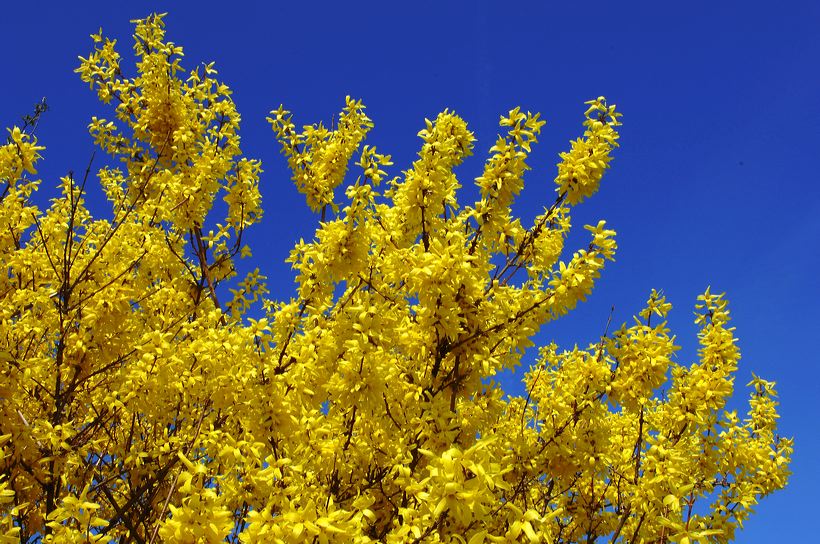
2 1 818 541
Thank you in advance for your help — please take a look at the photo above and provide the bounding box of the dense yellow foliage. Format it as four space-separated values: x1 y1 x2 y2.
0 14 790 544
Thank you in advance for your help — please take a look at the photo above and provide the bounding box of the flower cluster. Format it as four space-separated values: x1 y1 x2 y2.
0 15 789 544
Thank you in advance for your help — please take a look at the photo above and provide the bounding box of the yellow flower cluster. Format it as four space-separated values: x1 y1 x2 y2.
555 97 621 205
0 15 789 544
0 129 43 255
270 97 374 214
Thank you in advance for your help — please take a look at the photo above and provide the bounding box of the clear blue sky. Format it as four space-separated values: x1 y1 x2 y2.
2 1 818 541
